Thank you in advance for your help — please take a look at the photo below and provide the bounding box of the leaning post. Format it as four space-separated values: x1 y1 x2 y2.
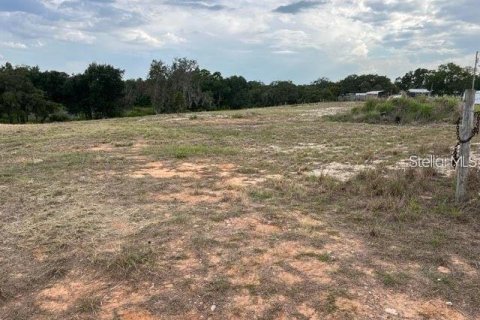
455 89 476 203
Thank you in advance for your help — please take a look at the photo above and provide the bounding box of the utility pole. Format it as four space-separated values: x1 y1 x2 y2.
473 51 479 90
456 89 476 203
456 52 479 202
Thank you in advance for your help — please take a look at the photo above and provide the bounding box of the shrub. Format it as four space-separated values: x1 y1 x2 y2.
329 96 461 124
48 109 71 122
124 106 156 117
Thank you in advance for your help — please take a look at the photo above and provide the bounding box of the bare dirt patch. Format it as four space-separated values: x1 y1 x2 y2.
32 247 48 262
153 188 225 204
130 161 203 179
383 295 467 319
331 289 468 319
221 176 265 187
334 297 373 316
230 292 268 315
119 309 157 320
36 270 104 313
450 255 478 276
130 161 238 180
289 259 336 284
225 215 281 234
275 268 302 285
308 162 375 182
98 285 161 319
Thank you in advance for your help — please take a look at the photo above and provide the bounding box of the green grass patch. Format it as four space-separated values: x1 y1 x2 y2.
99 244 155 277
123 106 156 118
296 252 333 262
249 189 274 201
376 270 410 287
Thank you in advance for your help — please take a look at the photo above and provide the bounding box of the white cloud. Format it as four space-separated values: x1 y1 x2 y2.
268 29 311 50
121 29 163 47
352 43 369 58
33 40 45 47
120 29 185 47
54 30 96 44
1 41 28 49
0 0 478 81
272 50 297 55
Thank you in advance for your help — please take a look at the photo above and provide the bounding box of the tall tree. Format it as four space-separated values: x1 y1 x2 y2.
0 63 54 123
83 63 125 118
148 59 169 113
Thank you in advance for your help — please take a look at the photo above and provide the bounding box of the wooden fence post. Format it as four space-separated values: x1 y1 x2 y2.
455 89 476 203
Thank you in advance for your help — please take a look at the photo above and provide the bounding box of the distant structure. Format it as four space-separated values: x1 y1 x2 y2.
355 93 367 101
337 93 356 101
407 89 431 97
366 91 387 99
338 90 388 101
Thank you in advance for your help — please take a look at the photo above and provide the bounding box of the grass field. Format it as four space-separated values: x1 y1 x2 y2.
1 102 479 319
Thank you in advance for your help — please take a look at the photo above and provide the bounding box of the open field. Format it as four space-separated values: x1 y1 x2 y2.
1 102 480 319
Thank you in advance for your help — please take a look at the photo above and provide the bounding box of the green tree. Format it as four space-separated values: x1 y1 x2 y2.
395 68 432 91
83 63 125 118
339 74 397 94
148 59 169 113
0 63 55 123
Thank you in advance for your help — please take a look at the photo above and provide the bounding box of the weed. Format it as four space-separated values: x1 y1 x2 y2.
249 189 274 201
329 96 460 124
76 296 102 314
296 252 333 262
101 244 155 276
376 271 409 287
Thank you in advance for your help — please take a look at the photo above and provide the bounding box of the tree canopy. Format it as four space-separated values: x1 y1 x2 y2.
395 63 478 95
0 59 477 124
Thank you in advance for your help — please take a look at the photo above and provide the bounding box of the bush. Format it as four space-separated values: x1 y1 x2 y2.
123 106 156 117
328 96 461 124
48 109 71 122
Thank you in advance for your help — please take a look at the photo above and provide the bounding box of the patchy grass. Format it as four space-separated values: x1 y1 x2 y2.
296 252 334 263
376 271 410 287
97 244 156 278
143 144 238 159
123 106 156 118
75 296 102 314
0 101 479 319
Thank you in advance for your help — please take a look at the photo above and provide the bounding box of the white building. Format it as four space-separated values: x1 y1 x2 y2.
366 90 385 99
407 89 431 97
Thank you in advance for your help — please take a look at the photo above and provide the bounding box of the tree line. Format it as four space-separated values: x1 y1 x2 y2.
0 58 478 123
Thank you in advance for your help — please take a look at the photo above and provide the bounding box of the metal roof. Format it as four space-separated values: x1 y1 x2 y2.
408 89 431 93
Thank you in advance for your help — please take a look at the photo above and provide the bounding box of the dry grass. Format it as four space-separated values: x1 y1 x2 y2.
0 102 479 319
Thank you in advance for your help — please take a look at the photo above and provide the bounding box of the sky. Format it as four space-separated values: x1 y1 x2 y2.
0 0 479 84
